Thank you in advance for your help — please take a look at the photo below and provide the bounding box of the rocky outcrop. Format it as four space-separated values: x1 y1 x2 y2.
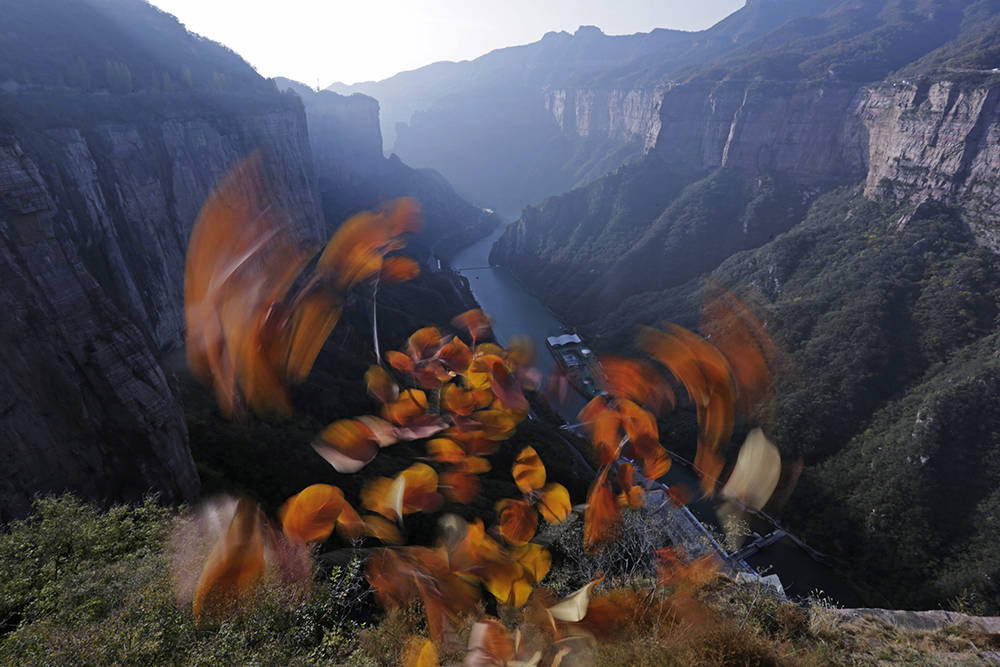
649 80 868 184
0 137 198 520
544 86 661 147
0 87 324 516
858 81 1000 250
26 101 324 351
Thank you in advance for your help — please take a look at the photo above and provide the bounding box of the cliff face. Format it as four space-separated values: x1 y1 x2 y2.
0 0 331 516
0 137 198 520
543 85 662 154
332 2 830 217
492 79 870 320
650 81 868 183
15 97 324 351
858 81 1000 250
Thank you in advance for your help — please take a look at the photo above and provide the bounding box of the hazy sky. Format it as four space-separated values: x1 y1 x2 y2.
146 0 745 87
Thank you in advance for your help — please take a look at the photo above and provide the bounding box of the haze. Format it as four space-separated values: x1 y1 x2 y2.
146 0 745 87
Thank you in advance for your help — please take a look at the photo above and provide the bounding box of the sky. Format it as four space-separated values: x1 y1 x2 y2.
146 0 746 88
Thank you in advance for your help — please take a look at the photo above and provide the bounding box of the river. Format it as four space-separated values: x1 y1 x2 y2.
449 224 861 605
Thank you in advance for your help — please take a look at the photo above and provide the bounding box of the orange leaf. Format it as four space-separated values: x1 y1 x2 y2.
584 469 620 549
466 619 515 666
365 365 399 404
279 484 345 544
364 514 403 544
440 470 480 503
335 499 366 540
312 419 379 473
387 349 415 372
511 543 552 584
408 327 443 360
437 337 472 373
536 483 572 524
512 446 546 493
496 498 538 546
427 438 466 464
381 256 421 283
192 498 266 621
285 289 341 383
441 383 477 416
382 389 429 426
452 308 492 342
599 357 675 414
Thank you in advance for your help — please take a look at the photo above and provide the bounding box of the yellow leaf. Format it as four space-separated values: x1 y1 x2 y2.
512 446 545 493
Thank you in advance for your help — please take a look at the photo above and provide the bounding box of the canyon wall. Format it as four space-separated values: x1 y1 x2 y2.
0 87 325 516
859 81 1000 250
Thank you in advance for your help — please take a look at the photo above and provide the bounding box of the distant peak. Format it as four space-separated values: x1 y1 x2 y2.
574 25 604 37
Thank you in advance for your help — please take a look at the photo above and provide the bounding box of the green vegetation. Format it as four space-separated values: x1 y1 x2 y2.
581 186 1000 613
3 496 995 665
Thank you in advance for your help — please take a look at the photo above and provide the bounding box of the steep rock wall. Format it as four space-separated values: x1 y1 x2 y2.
0 91 325 516
858 81 1000 250
649 80 868 184
19 98 324 351
0 137 198 520
544 87 662 147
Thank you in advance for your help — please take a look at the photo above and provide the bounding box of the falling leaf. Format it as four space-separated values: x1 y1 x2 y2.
192 498 267 621
382 256 421 283
363 514 404 545
548 576 604 623
536 483 572 524
599 357 675 414
511 543 552 584
512 447 546 493
279 484 345 544
496 498 538 546
437 337 473 374
452 308 493 342
312 419 379 473
427 438 466 464
466 618 515 666
365 365 399 404
720 428 781 512
442 383 478 416
440 470 480 503
584 469 619 549
401 636 439 667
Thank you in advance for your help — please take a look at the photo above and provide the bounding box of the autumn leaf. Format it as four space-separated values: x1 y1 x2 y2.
312 419 379 473
466 618 515 666
512 446 546 493
496 498 538 546
192 498 267 621
401 636 439 667
536 483 571 524
365 365 399 404
382 256 421 283
548 576 604 623
584 468 619 549
279 484 345 544
452 308 493 343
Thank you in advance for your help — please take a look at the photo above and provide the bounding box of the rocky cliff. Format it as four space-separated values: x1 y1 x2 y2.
858 80 1000 250
331 1 830 217
543 86 661 148
0 136 198 520
486 0 1000 612
0 0 328 517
